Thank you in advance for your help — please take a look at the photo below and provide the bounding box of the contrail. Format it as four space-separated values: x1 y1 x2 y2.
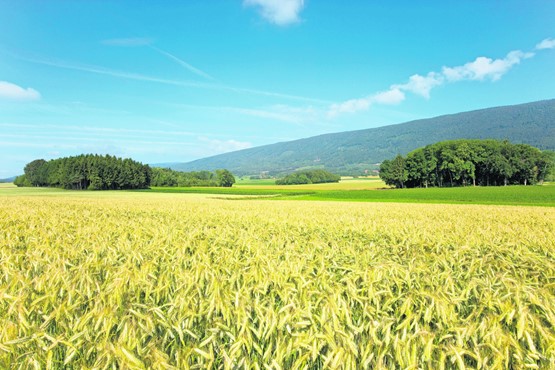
10 51 330 104
149 45 216 81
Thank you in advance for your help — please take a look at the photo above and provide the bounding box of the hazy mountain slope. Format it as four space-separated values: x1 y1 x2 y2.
169 99 555 175
0 176 17 183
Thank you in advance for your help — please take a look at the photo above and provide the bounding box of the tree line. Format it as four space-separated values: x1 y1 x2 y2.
275 169 340 185
15 155 152 190
14 155 238 190
379 140 554 188
150 167 235 187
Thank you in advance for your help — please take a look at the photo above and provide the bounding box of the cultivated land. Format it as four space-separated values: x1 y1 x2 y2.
152 178 555 207
4 178 554 207
1 185 554 368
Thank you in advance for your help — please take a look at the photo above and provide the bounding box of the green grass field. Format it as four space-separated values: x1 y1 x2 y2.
3 180 554 207
286 185 555 207
154 180 555 207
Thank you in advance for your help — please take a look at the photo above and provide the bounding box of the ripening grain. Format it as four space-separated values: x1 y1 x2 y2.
1 194 554 369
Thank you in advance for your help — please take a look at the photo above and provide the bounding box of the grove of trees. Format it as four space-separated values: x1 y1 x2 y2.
15 156 238 190
15 155 152 190
380 140 554 188
275 169 340 185
150 167 236 187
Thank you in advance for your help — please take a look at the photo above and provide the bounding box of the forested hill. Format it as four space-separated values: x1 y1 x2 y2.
0 176 17 183
169 99 555 176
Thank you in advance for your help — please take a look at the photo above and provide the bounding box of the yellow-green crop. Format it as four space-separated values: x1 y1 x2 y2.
1 193 554 368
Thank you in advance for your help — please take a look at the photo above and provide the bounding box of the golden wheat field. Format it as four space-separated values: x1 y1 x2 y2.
1 192 554 369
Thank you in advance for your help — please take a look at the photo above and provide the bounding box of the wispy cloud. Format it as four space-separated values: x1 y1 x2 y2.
227 86 330 104
393 72 443 98
154 102 328 130
102 38 216 81
101 37 154 46
148 45 216 81
536 38 555 50
225 104 319 124
227 107 302 123
0 81 41 101
16 54 216 89
329 42 544 117
0 122 199 139
244 0 305 26
198 137 252 154
14 53 325 104
1 133 198 148
328 88 405 117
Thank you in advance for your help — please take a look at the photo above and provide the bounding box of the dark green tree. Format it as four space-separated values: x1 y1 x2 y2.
150 167 235 187
24 159 48 186
381 140 554 188
275 169 340 185
14 174 32 187
21 154 151 190
379 155 407 188
216 169 236 187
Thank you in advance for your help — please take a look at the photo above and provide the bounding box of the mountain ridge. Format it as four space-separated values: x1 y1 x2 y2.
0 176 17 183
166 99 555 175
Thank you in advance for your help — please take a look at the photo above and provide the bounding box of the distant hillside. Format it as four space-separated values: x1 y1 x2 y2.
170 99 555 176
0 176 17 183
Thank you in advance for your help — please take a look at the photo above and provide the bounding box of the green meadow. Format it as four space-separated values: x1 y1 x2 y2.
286 184 555 207
155 179 555 207
3 179 553 207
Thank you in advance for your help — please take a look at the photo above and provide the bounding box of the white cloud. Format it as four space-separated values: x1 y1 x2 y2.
372 88 406 105
328 97 371 117
244 0 305 26
328 88 405 117
101 37 153 46
536 38 555 50
329 43 543 118
0 81 41 101
393 72 443 98
442 50 534 82
198 137 252 154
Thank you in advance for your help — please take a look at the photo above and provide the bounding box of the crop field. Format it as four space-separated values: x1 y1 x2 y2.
147 183 555 207
1 190 554 369
235 177 384 191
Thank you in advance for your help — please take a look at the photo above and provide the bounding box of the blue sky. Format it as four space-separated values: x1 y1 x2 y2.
1 0 554 177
